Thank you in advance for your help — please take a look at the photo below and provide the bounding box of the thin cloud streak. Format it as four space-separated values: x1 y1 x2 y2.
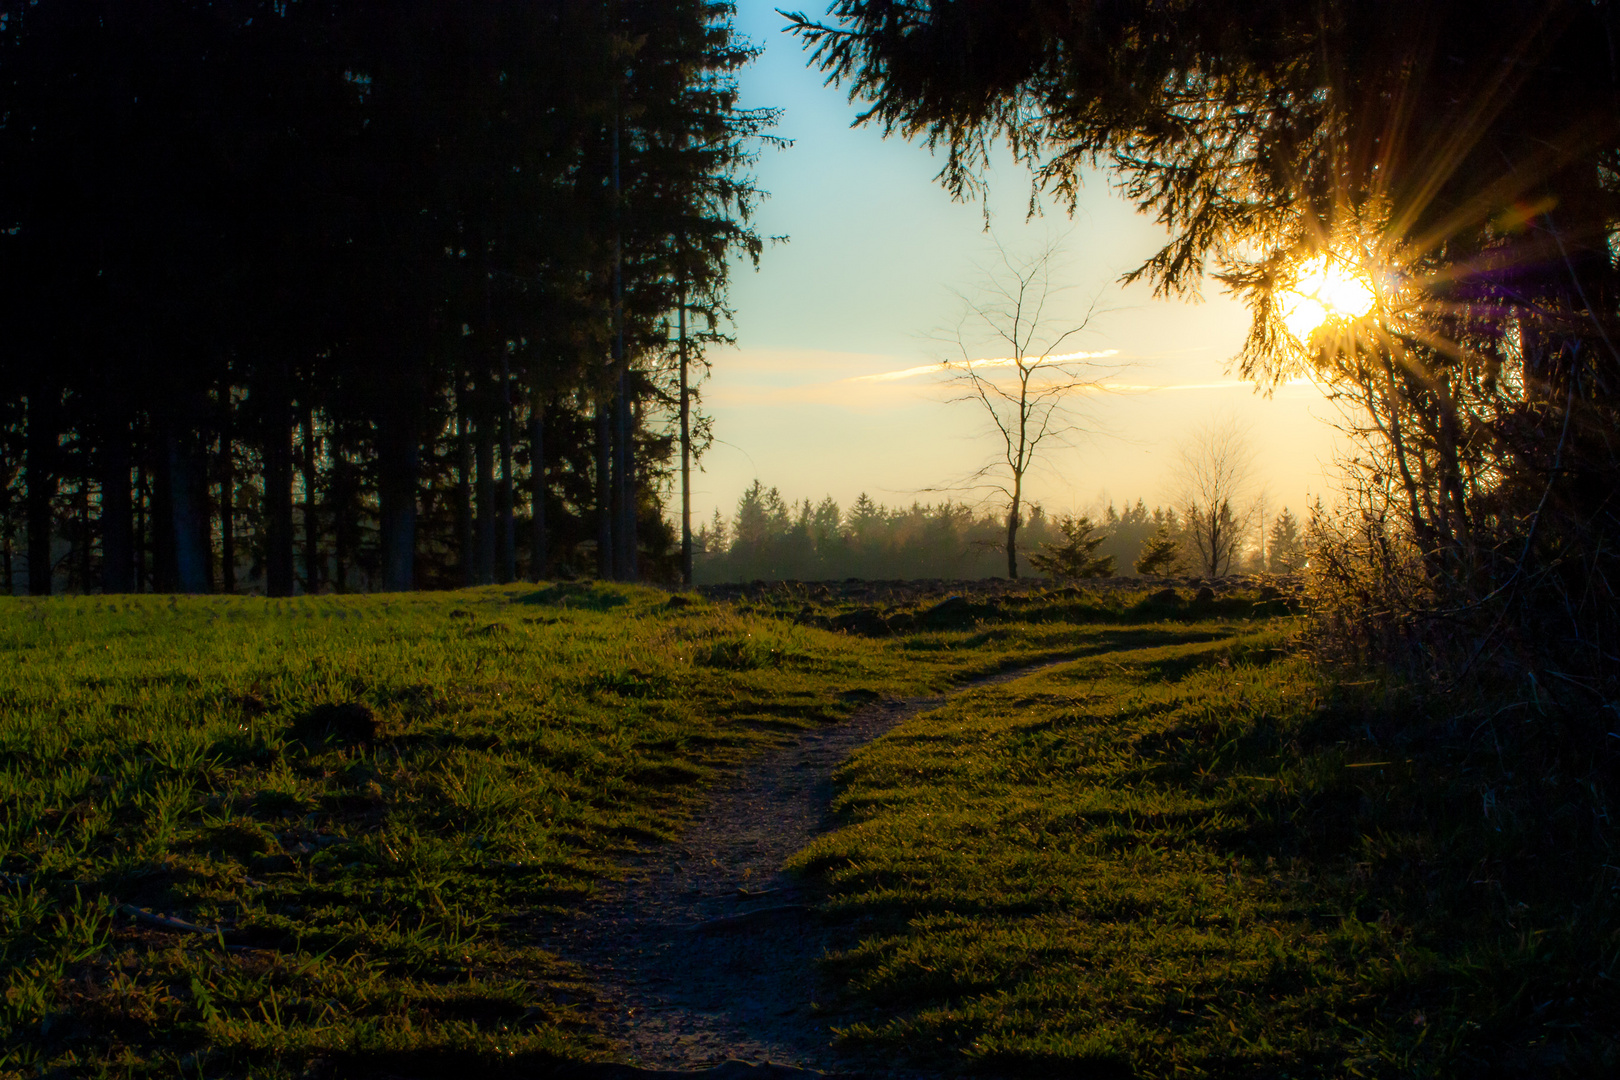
850 349 1122 382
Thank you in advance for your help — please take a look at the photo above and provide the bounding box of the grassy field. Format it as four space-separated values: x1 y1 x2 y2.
791 630 1620 1077
6 581 1605 1078
0 581 1260 1077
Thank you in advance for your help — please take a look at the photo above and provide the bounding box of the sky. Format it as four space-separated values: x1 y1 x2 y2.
687 2 1352 527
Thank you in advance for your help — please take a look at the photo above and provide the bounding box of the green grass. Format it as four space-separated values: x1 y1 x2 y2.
788 630 1620 1077
0 581 1240 1077
13 581 1588 1079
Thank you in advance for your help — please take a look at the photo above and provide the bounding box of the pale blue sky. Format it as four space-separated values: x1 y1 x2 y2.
689 2 1349 526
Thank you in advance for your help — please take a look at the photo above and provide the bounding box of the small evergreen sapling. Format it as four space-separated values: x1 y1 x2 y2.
1029 515 1115 578
1134 522 1185 577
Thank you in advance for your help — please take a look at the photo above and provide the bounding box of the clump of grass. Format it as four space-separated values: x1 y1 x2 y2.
790 630 1620 1077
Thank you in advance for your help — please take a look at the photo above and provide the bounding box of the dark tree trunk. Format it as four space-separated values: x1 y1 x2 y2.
151 424 177 593
196 430 215 593
25 394 58 596
301 402 321 594
609 85 626 582
168 431 210 594
679 299 692 587
262 376 295 597
376 410 419 593
476 413 496 585
614 367 637 581
456 371 475 587
499 354 515 584
595 400 612 579
219 400 235 594
100 421 134 593
75 475 91 592
529 388 547 582
331 440 352 593
1006 488 1022 580
134 457 149 592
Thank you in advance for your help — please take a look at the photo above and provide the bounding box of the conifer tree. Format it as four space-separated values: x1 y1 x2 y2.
1134 523 1186 578
1267 509 1305 573
1028 515 1115 579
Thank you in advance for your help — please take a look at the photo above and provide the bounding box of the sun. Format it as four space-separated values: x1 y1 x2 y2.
1277 253 1377 341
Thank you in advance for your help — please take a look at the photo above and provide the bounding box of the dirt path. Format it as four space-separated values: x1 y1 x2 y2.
545 659 1070 1079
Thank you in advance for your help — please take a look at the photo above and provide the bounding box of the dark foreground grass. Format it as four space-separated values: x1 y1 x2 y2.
0 581 1265 1077
790 633 1620 1078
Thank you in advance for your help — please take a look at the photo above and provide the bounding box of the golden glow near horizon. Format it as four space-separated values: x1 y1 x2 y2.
1277 254 1377 341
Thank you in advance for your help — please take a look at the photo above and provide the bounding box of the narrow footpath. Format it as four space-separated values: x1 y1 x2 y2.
544 659 1071 1079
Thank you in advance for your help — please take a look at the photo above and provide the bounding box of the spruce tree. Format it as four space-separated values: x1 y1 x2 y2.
1134 523 1185 578
1028 515 1115 579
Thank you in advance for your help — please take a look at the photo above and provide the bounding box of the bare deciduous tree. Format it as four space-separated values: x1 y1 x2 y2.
942 239 1115 579
1176 418 1258 577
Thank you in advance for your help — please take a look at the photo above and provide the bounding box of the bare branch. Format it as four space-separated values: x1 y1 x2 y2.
931 234 1123 578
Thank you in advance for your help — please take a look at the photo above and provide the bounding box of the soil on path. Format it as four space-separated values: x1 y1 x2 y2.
545 660 1069 1079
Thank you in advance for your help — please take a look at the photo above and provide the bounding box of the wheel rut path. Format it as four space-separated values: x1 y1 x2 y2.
544 659 1070 1079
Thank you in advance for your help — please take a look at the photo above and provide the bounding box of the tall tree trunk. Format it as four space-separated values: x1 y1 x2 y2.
376 410 419 593
615 368 637 581
152 422 177 593
134 457 149 592
219 397 235 594
300 402 321 594
1005 484 1022 580
679 298 692 587
456 370 475 587
529 388 546 582
76 474 91 592
100 420 133 593
262 373 295 597
610 89 637 581
331 440 350 594
24 393 58 596
499 353 515 584
595 399 612 579
196 428 215 593
168 430 210 594
476 413 496 586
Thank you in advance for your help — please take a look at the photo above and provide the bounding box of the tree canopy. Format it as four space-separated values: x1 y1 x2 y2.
0 0 773 595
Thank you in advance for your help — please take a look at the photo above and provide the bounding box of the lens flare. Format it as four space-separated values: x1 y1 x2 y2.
1278 254 1377 341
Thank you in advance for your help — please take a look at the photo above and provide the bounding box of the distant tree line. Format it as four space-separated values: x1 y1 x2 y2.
694 481 1308 583
0 0 770 596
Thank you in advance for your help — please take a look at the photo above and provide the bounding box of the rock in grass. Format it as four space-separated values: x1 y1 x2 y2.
1195 585 1217 603
291 702 376 745
1149 587 1182 604
830 607 889 636
884 609 917 631
914 593 977 630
